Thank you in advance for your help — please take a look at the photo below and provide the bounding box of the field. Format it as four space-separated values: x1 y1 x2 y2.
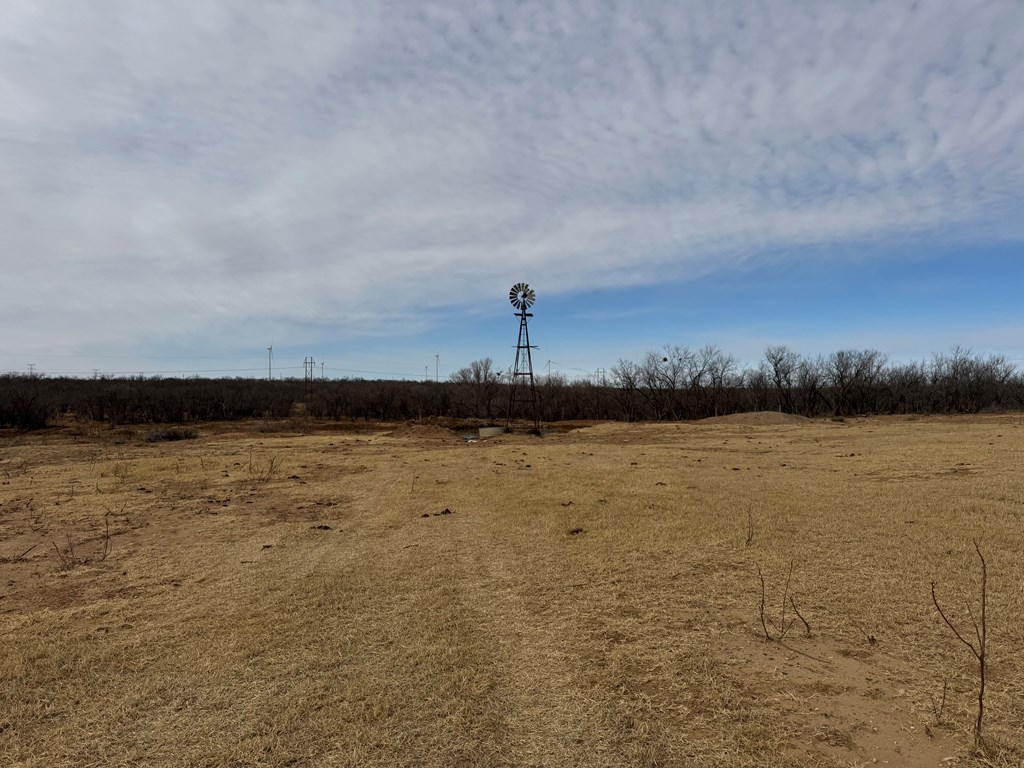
1 414 1022 767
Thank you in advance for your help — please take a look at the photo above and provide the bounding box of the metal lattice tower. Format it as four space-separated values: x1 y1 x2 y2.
303 356 315 396
506 283 540 432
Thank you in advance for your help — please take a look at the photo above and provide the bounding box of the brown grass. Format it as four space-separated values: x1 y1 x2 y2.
1 415 1022 766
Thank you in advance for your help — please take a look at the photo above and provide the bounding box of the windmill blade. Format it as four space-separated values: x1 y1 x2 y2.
509 282 536 310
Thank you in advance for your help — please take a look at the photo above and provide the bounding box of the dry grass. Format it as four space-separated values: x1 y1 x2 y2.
1 415 1022 766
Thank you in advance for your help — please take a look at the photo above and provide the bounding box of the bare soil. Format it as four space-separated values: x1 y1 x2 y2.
701 410 812 425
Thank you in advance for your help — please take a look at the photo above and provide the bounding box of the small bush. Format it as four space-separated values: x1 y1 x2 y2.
144 427 198 443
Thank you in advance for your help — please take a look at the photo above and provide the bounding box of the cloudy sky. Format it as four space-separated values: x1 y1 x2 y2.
2 0 1022 380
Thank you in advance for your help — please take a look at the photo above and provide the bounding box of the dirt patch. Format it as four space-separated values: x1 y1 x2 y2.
383 423 462 442
717 621 958 766
702 411 812 425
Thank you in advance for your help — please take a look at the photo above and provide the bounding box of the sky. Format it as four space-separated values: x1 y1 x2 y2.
1 0 1022 381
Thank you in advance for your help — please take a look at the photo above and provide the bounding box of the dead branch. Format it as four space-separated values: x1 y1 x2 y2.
931 539 987 750
757 561 803 642
757 564 771 641
779 561 796 639
51 540 70 570
790 596 812 636
847 613 877 645
101 512 112 561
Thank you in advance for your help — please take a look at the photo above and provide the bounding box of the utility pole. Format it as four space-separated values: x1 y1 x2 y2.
425 365 429 381
321 361 325 380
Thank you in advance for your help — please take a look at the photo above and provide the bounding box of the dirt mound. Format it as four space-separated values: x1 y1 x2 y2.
701 411 811 425
383 423 462 441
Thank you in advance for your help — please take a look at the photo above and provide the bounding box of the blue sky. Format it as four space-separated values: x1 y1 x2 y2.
1 1 1022 380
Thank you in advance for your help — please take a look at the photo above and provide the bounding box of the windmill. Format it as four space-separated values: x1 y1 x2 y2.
267 343 274 381
507 282 540 432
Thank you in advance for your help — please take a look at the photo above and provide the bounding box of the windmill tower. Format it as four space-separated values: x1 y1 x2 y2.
507 282 540 432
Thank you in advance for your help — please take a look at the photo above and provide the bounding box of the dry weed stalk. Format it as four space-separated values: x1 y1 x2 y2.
51 535 78 571
790 597 812 637
247 446 282 483
745 506 755 547
931 539 988 751
756 561 802 641
930 678 949 725
101 511 113 561
847 614 878 646
50 510 117 571
0 543 37 564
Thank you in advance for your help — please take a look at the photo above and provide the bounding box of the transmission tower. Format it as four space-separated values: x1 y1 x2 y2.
303 356 315 395
506 282 540 432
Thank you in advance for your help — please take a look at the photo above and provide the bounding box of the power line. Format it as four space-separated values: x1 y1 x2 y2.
15 367 273 377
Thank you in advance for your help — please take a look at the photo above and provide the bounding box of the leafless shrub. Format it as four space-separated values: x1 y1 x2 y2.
52 535 80 571
247 447 282 483
931 539 988 751
756 561 802 641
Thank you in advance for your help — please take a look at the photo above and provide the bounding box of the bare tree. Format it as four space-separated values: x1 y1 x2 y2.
450 358 502 419
704 346 738 417
538 371 569 421
610 359 643 421
824 349 886 415
638 346 691 420
795 356 825 416
763 345 799 413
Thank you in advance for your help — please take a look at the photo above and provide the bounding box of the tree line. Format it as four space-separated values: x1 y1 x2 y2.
1 345 1021 430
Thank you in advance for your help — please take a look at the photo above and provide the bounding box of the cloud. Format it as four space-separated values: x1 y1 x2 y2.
1 0 1022 358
